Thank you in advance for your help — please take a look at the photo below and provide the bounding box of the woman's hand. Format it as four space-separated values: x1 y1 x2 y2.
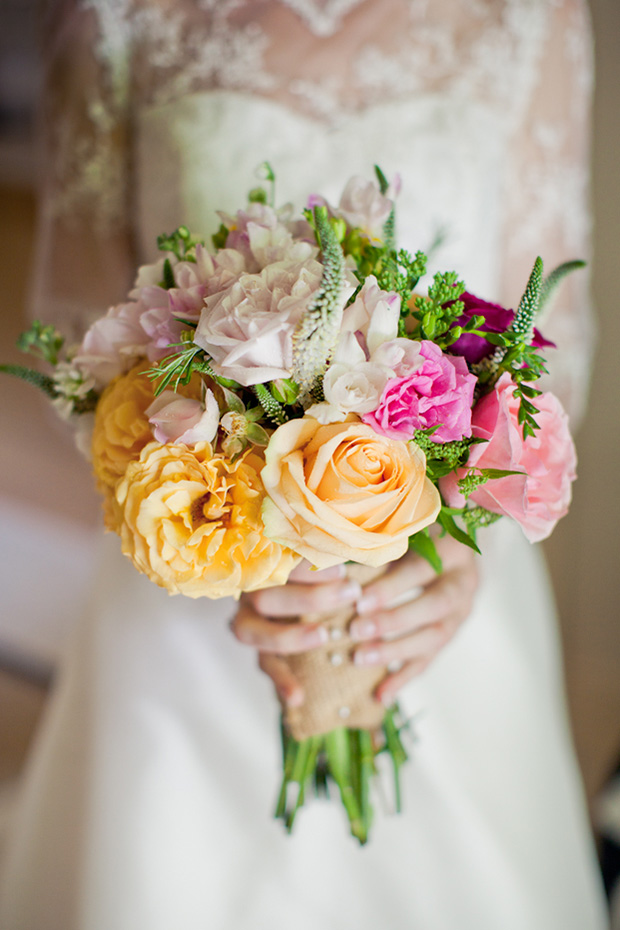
231 562 362 708
230 535 479 708
349 534 479 706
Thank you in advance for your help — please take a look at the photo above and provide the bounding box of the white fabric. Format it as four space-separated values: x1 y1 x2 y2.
0 1 607 927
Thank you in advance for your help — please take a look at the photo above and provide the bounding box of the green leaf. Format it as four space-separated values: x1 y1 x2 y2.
408 531 443 573
374 164 390 194
162 258 175 289
437 509 481 554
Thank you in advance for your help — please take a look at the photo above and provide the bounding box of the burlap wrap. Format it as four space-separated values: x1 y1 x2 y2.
282 563 388 741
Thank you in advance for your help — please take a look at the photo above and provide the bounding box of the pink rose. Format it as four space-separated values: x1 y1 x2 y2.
363 341 476 443
146 389 219 445
439 373 576 542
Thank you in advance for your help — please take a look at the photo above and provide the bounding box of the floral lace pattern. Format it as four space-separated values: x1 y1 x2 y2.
40 0 594 417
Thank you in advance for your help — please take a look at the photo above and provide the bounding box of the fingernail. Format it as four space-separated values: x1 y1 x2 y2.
306 625 329 647
379 690 395 707
334 563 347 579
354 648 380 666
336 580 362 603
349 618 377 641
356 593 379 614
285 688 304 709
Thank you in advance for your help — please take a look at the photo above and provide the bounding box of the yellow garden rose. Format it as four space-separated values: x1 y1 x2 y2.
261 417 440 569
115 441 300 599
92 365 156 493
91 365 202 527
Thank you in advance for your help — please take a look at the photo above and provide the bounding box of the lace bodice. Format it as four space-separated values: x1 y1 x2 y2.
36 0 594 421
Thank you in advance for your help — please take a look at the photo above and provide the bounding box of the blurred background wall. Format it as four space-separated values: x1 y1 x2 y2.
0 0 618 803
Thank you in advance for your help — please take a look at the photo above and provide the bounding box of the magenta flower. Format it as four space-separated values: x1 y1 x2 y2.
450 292 554 365
363 341 476 443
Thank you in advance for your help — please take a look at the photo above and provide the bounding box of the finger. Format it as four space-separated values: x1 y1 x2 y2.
356 537 473 615
246 577 361 618
350 563 478 642
287 560 347 584
353 620 451 668
231 604 328 654
375 657 432 706
259 653 304 707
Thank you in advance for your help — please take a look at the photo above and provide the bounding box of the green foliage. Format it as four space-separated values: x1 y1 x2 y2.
292 206 347 401
275 705 409 845
16 321 64 366
539 259 586 315
156 226 203 261
437 508 481 554
460 506 502 533
408 529 443 573
374 164 390 195
409 270 465 344
374 249 427 327
269 378 300 405
0 363 58 399
412 430 480 478
457 467 524 498
511 256 543 344
254 161 276 206
248 186 268 204
211 223 229 250
252 383 286 426
146 334 233 396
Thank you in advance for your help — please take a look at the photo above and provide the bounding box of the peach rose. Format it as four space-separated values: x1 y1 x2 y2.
261 418 440 569
116 442 300 599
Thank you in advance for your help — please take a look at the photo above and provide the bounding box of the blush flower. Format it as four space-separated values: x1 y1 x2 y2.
439 373 576 542
341 276 400 355
116 442 300 598
335 176 398 243
194 257 325 386
261 417 440 569
363 341 476 443
146 389 219 445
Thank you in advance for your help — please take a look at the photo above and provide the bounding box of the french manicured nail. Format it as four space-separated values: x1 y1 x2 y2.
354 648 380 666
305 625 329 647
349 618 377 641
356 593 379 614
284 688 305 708
336 580 362 602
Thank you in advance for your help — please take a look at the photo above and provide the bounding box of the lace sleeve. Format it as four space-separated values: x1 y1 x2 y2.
497 0 594 426
31 0 136 340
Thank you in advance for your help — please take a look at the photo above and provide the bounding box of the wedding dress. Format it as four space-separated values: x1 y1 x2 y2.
0 1 608 928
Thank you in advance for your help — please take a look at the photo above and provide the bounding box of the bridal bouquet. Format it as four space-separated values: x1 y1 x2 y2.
3 166 579 843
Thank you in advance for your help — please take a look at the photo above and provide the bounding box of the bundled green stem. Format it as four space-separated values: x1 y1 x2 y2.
275 705 409 845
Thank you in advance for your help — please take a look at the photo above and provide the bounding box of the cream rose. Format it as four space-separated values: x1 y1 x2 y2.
261 418 440 568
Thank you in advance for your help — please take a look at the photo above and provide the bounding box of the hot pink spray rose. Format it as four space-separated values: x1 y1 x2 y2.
440 373 576 542
363 340 477 443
